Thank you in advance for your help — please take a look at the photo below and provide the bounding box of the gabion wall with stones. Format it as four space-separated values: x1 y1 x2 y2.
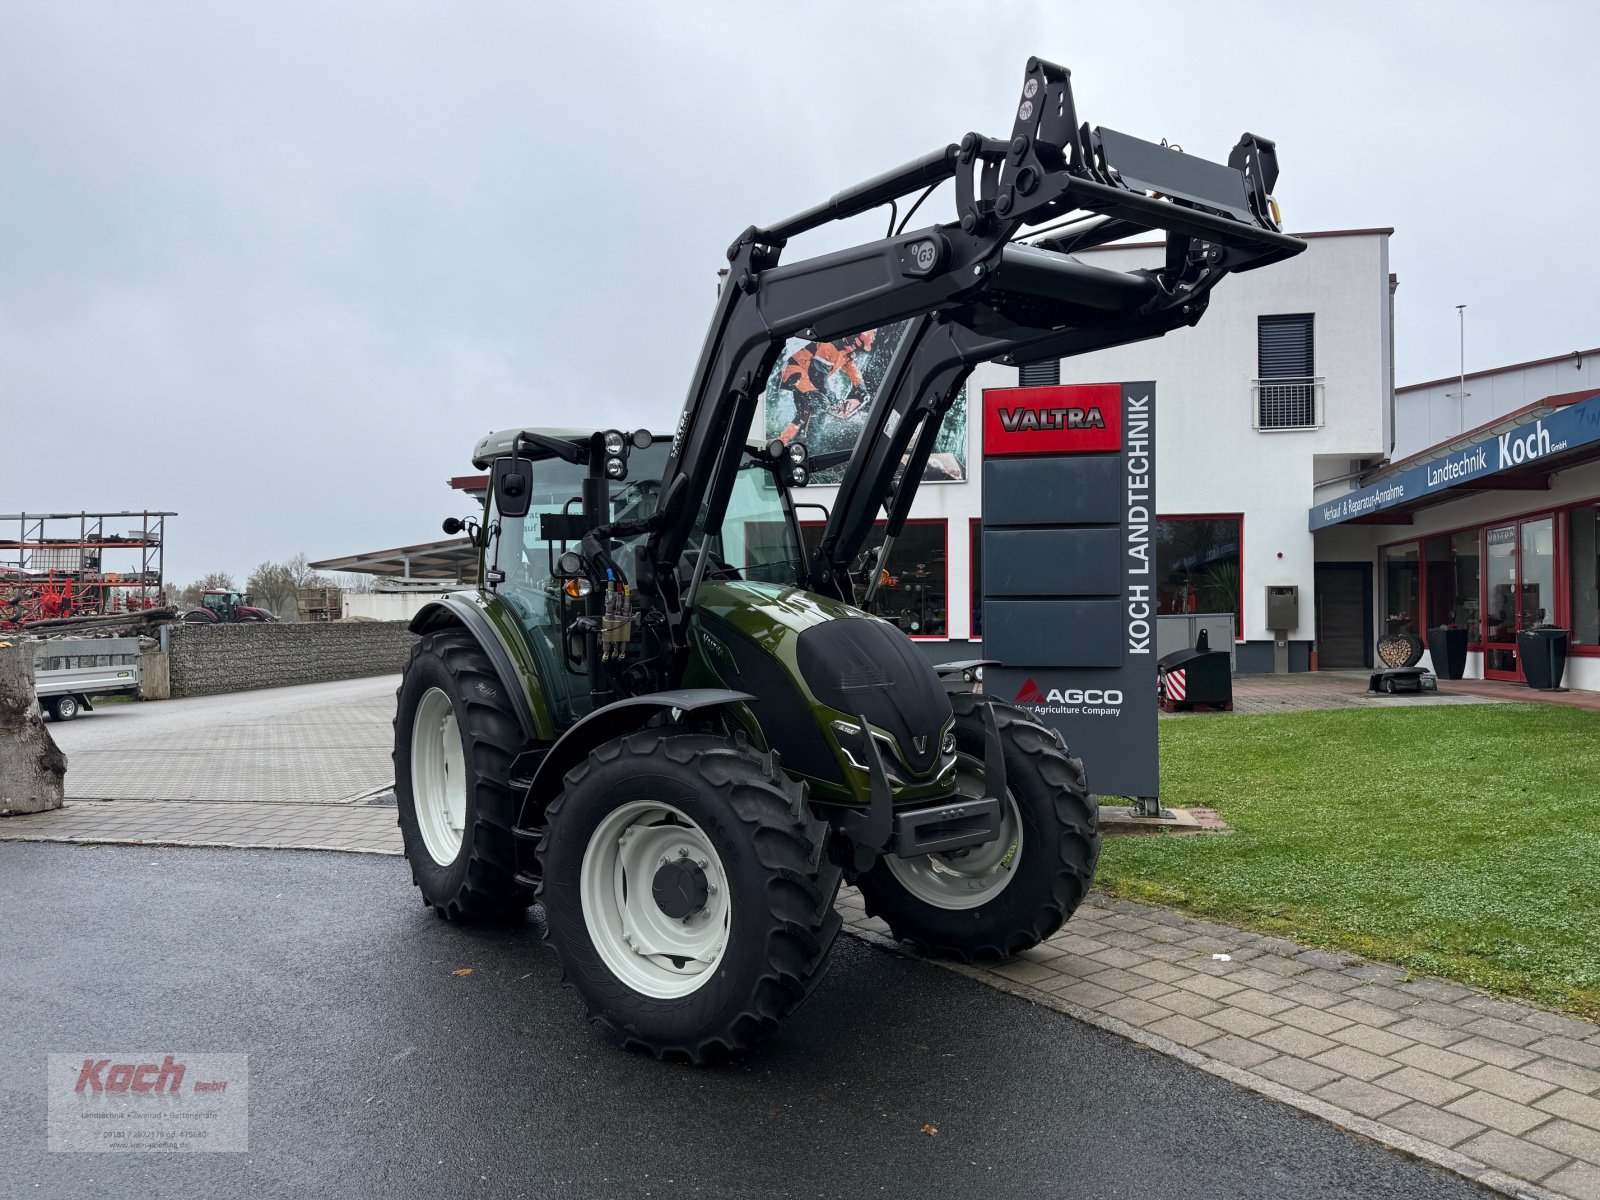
166 621 416 698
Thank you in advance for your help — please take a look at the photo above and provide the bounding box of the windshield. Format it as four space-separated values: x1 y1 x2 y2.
687 459 805 587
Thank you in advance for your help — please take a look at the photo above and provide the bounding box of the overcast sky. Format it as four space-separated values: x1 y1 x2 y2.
3 1 1596 585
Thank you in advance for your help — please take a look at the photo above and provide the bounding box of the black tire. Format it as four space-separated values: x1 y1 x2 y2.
856 693 1099 962
394 629 533 921
538 732 842 1063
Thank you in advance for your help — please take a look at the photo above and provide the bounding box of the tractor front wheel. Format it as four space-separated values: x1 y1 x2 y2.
394 629 533 921
856 694 1099 962
538 732 842 1063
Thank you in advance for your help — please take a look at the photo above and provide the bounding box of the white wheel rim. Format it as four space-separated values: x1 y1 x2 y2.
580 800 731 999
58 697 77 718
885 754 1024 910
411 687 467 865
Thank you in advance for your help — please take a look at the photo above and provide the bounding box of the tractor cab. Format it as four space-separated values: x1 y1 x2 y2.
468 427 813 730
201 590 246 619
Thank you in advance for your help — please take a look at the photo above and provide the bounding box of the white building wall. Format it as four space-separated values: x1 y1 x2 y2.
1394 348 1599 459
343 589 454 623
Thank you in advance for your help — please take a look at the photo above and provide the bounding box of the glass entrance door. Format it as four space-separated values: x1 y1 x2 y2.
1482 517 1555 681
1484 525 1518 678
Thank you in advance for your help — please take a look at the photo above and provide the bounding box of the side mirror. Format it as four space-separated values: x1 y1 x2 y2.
491 456 532 519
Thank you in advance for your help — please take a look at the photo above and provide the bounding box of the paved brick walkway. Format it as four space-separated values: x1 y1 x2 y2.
1191 670 1492 717
839 891 1600 1200
1169 669 1595 718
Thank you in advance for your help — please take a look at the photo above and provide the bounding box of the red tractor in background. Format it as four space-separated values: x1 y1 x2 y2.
180 589 277 624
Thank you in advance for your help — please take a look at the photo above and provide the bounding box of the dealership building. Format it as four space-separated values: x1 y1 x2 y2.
780 228 1600 690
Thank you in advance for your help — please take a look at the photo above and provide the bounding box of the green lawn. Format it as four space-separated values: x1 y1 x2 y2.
1097 703 1600 1019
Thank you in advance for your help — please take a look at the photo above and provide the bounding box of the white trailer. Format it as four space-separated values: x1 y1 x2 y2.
31 637 142 721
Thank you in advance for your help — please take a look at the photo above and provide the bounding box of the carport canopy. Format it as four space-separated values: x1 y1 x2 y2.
310 536 476 581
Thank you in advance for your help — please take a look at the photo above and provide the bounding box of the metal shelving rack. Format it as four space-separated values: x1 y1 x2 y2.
0 511 176 623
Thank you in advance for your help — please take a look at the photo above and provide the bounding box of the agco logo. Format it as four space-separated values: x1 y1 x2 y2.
997 405 1107 433
1014 677 1123 706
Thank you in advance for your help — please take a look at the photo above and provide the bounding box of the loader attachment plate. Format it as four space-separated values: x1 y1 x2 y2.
1094 127 1255 223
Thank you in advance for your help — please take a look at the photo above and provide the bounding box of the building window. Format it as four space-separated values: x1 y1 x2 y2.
1156 516 1242 635
1018 360 1060 387
1255 313 1320 429
1381 543 1421 637
1573 504 1600 647
801 520 948 637
970 518 983 638
1424 530 1481 636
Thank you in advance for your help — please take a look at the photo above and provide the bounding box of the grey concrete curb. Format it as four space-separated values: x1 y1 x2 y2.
0 834 403 857
842 925 1565 1200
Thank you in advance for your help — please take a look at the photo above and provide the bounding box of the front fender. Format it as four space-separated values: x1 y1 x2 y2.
520 688 755 827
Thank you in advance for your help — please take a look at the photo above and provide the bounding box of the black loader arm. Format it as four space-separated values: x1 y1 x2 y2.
645 55 1303 646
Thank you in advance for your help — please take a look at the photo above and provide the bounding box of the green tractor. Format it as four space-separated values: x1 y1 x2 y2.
393 59 1303 1060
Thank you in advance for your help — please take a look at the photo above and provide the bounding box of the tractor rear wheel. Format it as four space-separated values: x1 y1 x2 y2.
394 629 533 921
856 694 1098 962
538 732 842 1063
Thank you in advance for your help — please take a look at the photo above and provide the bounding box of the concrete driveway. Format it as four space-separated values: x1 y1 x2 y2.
6 677 403 852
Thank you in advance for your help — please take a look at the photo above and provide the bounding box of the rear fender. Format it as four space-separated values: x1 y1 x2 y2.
410 594 554 742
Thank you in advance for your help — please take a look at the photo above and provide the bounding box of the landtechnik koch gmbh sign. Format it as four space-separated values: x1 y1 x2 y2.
980 381 1159 800
1310 393 1600 530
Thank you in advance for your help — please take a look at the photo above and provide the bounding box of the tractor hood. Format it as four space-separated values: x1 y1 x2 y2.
687 581 956 803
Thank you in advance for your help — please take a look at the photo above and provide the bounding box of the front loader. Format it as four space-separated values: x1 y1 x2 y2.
393 58 1304 1061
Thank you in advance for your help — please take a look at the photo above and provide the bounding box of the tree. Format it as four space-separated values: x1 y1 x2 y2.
246 554 331 620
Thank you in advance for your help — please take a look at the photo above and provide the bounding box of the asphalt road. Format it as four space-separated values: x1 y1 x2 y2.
0 844 1487 1200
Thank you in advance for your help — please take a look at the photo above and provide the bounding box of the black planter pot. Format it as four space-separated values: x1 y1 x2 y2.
1516 627 1569 690
1428 627 1469 680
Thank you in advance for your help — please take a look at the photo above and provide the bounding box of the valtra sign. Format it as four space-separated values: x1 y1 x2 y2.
981 380 1159 801
983 383 1123 455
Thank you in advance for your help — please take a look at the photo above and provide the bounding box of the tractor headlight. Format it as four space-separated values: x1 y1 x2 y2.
786 441 809 465
829 719 904 783
602 430 627 458
605 456 628 480
788 465 809 487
